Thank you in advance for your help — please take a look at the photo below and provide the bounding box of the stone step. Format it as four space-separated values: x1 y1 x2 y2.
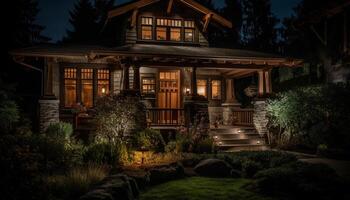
218 144 270 152
210 128 257 135
211 133 263 140
215 138 266 145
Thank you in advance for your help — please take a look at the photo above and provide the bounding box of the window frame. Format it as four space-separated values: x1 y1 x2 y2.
211 79 222 100
61 66 111 109
141 77 156 94
140 17 153 40
197 79 208 98
138 16 197 43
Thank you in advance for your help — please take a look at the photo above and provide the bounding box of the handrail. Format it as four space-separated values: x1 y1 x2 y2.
146 108 185 126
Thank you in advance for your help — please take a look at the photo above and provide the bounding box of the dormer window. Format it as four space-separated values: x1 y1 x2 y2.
139 16 195 43
184 20 195 42
141 17 153 40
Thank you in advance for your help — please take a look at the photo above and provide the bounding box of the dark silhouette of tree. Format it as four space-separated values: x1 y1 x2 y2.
64 0 99 44
63 0 115 44
281 0 349 83
241 0 279 52
220 0 242 48
7 0 49 49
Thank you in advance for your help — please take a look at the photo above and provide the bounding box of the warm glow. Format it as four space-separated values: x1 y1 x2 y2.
197 79 207 97
211 80 221 99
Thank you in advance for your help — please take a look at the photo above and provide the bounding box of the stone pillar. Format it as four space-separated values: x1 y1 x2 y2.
122 64 130 91
191 67 197 96
222 78 241 125
133 65 140 91
253 100 269 136
39 99 60 133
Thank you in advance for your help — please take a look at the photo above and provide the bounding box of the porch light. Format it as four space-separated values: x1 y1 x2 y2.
257 141 261 145
237 129 242 133
214 136 218 140
186 88 190 94
101 87 106 94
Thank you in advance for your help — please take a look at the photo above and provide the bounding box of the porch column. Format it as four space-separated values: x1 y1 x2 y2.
257 69 272 97
39 58 59 133
122 64 130 90
191 67 197 96
133 64 140 91
224 78 239 104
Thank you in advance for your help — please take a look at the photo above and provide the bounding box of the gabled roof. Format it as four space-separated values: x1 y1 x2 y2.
107 0 232 29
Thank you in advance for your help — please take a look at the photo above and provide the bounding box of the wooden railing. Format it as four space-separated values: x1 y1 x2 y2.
232 109 254 127
146 108 185 126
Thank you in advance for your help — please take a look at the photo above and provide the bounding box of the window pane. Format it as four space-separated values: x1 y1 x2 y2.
98 69 110 97
141 17 152 25
211 80 221 99
185 29 194 42
141 26 152 40
64 79 76 107
142 78 156 94
170 28 181 41
64 68 77 107
197 80 207 97
156 27 166 40
82 80 93 108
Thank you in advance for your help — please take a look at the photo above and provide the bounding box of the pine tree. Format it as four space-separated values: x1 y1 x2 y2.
94 0 115 30
7 0 49 48
64 0 99 44
221 0 242 48
241 0 279 52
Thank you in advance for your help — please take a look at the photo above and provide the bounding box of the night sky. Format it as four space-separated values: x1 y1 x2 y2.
37 0 302 42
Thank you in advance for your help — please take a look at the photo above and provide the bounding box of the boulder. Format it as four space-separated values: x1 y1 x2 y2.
194 159 233 177
123 170 150 190
80 174 139 200
149 162 185 185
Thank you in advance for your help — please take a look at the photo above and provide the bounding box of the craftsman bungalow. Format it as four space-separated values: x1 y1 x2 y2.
11 0 302 151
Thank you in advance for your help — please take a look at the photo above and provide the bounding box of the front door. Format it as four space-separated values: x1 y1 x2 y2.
157 70 180 124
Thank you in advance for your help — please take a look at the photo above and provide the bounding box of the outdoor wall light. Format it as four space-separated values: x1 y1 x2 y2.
102 87 106 94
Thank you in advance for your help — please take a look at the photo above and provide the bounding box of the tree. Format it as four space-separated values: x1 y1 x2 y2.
63 0 115 44
7 0 49 49
221 0 242 48
241 0 279 52
64 0 99 44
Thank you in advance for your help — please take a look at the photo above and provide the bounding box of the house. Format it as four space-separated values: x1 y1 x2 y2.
10 0 302 151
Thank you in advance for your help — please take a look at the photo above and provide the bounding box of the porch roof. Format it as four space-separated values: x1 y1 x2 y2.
10 44 303 67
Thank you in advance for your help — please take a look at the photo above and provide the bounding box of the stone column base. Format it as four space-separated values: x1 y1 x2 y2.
253 100 268 135
39 99 60 133
222 102 241 126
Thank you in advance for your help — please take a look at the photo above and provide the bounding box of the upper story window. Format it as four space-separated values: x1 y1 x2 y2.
184 21 195 42
141 17 153 40
139 16 195 43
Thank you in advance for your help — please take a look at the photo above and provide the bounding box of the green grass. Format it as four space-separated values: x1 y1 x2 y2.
140 177 275 200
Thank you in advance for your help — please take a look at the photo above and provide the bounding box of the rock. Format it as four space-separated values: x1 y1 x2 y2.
80 189 113 200
194 159 233 177
80 173 139 200
149 163 185 185
124 170 150 190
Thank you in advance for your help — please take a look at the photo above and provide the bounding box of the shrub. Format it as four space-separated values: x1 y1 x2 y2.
242 160 262 178
46 122 73 140
47 164 109 200
94 94 147 142
254 161 345 199
194 137 214 154
165 141 177 153
267 84 350 150
132 129 165 152
84 140 129 165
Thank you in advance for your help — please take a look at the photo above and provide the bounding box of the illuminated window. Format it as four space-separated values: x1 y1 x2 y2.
63 68 110 108
81 69 93 108
142 78 156 94
156 27 166 40
185 29 194 42
141 26 152 40
98 69 110 97
170 28 181 41
197 79 207 97
184 20 194 28
64 68 77 107
211 80 221 100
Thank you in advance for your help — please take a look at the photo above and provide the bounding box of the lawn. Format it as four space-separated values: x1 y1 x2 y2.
140 177 275 200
